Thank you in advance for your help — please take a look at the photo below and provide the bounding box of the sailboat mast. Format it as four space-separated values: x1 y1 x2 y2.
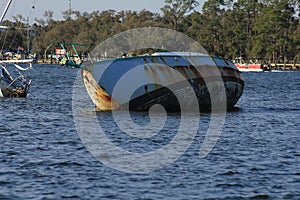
0 0 13 24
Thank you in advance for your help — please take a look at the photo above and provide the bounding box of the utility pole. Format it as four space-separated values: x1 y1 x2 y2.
68 0 72 20
27 16 30 56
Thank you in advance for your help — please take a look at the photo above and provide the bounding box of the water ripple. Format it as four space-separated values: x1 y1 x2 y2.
0 66 299 199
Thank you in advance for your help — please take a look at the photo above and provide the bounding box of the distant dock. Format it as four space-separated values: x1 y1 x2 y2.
270 63 300 71
37 58 300 71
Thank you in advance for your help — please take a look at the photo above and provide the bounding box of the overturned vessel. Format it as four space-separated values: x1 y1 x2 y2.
81 52 244 112
0 61 32 98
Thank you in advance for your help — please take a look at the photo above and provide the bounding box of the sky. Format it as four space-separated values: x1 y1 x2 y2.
1 0 205 23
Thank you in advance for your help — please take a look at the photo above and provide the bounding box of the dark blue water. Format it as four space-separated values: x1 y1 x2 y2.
0 65 299 199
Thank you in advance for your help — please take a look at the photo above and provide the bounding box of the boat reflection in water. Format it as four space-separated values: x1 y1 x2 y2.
81 52 244 112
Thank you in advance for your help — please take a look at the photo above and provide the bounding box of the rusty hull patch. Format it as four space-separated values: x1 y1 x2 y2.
82 70 120 111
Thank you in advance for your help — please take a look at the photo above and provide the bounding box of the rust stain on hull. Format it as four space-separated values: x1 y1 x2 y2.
82 70 120 111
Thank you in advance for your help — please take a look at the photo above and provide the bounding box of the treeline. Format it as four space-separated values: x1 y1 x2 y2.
1 0 300 62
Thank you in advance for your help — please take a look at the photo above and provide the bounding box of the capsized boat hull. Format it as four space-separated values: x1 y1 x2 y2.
0 64 31 98
0 83 30 97
82 52 244 112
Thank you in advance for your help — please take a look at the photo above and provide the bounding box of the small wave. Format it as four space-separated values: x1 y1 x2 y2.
0 180 10 186
61 195 81 199
0 193 23 200
49 161 85 167
249 167 265 171
217 170 241 175
215 183 245 188
248 194 270 199
258 106 300 113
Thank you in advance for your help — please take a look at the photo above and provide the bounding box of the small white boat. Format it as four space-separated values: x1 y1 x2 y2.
233 57 271 72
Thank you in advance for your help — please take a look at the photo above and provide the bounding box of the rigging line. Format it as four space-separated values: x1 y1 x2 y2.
0 1 9 52
1 26 9 52
28 0 37 23
0 26 5 43
0 0 12 52
4 0 18 50
7 1 31 51
1 0 36 52
8 23 24 50
9 0 16 19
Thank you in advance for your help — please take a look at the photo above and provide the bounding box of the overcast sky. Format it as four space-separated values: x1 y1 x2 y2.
1 0 204 23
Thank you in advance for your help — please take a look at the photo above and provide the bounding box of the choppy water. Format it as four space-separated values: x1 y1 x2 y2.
0 65 299 199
